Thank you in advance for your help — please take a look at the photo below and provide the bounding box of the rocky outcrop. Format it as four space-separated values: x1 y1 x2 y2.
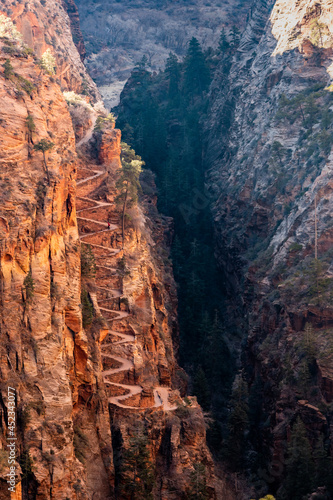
76 120 217 498
0 37 112 499
62 0 86 61
8 0 98 99
0 2 218 498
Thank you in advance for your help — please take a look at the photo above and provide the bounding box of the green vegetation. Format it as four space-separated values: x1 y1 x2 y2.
16 74 35 96
116 143 143 246
119 430 155 500
0 14 23 41
225 373 249 470
26 114 35 158
73 425 89 464
3 58 35 96
40 48 56 75
284 418 315 499
81 289 93 328
94 113 116 131
81 243 96 278
23 270 34 302
3 58 13 78
33 139 54 182
115 35 236 452
26 114 35 134
274 85 333 186
310 19 330 48
187 463 210 500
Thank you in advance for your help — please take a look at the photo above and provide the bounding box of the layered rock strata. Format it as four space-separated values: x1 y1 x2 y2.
206 0 333 494
0 2 218 498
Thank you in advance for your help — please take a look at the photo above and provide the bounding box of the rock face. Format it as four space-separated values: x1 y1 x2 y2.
61 0 86 61
76 121 217 499
0 2 218 499
0 29 113 500
6 0 99 99
206 0 333 494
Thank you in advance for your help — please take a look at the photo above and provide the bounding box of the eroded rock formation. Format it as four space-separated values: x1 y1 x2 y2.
206 0 333 495
0 2 217 498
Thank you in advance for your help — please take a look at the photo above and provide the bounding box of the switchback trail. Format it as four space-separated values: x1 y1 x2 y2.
76 142 177 411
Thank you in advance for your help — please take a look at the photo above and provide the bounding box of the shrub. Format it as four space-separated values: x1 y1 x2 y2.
3 58 13 79
0 14 23 42
289 242 302 253
26 114 35 133
73 426 89 464
40 48 56 75
16 75 35 95
23 270 34 302
81 289 93 328
81 244 96 278
94 113 116 131
63 91 92 110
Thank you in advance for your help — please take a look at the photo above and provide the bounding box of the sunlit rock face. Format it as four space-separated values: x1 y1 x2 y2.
5 0 98 98
206 0 333 492
0 1 219 498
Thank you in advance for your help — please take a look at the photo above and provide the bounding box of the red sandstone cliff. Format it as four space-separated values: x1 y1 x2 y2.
0 3 218 499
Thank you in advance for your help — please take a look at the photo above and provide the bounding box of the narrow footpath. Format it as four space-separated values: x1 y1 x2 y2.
76 155 177 411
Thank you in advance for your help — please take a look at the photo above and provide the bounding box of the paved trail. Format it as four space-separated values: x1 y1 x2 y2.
77 153 177 411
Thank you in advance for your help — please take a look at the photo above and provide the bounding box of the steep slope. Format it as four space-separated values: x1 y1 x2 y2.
75 124 217 498
0 12 115 500
206 0 333 496
74 0 253 107
0 2 219 499
0 0 98 99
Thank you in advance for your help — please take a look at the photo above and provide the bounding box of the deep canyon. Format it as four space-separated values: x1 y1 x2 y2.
0 1 333 500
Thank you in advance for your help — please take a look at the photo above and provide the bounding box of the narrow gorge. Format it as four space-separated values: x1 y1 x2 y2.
1 0 333 499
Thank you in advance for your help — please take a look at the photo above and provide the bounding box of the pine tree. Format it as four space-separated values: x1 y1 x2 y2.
187 463 210 500
313 435 333 492
184 37 210 96
285 417 315 499
193 366 211 410
165 52 180 99
225 373 249 470
218 28 229 53
119 432 155 500
34 139 54 182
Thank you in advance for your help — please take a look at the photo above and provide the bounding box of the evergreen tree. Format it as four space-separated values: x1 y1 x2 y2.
119 431 155 500
184 37 210 96
218 28 229 53
193 366 211 410
187 463 210 500
313 435 333 492
165 52 180 99
225 373 249 470
284 417 315 499
33 139 54 182
3 58 13 79
114 37 230 444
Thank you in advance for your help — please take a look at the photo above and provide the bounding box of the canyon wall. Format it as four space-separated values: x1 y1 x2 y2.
0 0 98 99
206 0 333 496
0 1 218 499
